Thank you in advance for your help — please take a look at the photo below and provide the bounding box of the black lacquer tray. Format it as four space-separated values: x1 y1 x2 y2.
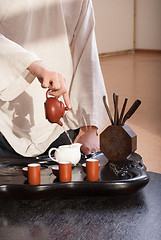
0 152 149 199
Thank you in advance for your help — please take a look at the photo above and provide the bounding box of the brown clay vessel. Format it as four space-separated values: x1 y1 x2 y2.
44 89 68 126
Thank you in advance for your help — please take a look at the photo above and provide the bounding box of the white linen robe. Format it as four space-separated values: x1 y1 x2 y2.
0 0 108 156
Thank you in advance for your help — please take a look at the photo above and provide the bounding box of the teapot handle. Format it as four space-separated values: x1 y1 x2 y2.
46 89 55 99
48 148 59 162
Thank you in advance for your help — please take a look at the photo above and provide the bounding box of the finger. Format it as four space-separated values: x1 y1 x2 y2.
63 91 71 109
92 147 100 153
48 87 67 97
41 72 61 90
48 89 71 108
83 149 91 155
81 145 91 155
48 76 60 90
49 78 68 98
41 77 51 89
58 75 71 108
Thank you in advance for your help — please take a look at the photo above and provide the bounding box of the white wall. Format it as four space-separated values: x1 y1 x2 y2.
135 0 161 50
93 0 161 54
92 0 134 54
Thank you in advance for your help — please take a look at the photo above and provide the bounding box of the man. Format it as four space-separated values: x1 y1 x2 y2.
0 0 108 157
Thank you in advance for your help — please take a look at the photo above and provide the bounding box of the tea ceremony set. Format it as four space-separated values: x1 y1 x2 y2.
0 91 150 200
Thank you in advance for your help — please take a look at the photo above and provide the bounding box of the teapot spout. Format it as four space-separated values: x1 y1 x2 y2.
57 120 63 126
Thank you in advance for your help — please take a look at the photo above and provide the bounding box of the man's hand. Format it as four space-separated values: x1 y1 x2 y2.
27 61 70 108
74 126 100 155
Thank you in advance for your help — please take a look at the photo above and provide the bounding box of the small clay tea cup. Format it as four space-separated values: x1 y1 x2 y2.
22 166 28 178
28 163 41 185
82 162 100 174
59 161 72 182
51 165 59 177
86 159 99 181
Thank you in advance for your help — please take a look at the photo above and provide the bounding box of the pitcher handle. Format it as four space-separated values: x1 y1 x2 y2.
48 148 59 162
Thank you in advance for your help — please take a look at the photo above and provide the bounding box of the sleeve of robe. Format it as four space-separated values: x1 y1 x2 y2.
0 34 40 101
63 0 108 133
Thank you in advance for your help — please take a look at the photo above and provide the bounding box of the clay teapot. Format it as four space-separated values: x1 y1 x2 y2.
44 89 68 126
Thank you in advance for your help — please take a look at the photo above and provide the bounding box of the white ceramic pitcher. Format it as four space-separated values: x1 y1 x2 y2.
48 143 82 165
